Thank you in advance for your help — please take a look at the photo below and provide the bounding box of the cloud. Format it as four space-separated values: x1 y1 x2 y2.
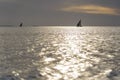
61 5 120 15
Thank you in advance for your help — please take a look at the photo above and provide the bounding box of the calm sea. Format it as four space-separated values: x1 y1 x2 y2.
0 26 120 80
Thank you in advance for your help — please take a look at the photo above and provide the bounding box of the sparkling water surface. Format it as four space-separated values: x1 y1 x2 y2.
0 26 120 80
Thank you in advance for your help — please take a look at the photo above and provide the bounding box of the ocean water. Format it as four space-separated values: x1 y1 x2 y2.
0 26 120 80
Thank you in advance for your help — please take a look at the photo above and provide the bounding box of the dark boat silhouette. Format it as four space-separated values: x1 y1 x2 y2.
19 22 23 27
77 19 82 27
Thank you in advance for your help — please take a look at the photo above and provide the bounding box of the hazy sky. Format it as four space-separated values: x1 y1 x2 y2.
0 0 120 26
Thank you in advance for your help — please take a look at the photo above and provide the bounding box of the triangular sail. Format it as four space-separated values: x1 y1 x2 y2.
19 22 23 27
77 20 82 27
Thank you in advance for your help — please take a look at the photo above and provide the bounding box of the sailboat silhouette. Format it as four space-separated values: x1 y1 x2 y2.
19 22 23 27
77 19 82 27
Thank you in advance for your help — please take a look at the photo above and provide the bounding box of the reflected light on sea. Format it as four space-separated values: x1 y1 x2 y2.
0 27 120 80
39 29 101 80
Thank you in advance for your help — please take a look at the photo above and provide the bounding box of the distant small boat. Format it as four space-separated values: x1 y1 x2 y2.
19 22 23 27
77 19 82 27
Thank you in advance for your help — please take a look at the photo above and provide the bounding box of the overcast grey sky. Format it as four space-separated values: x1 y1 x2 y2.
0 0 120 26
